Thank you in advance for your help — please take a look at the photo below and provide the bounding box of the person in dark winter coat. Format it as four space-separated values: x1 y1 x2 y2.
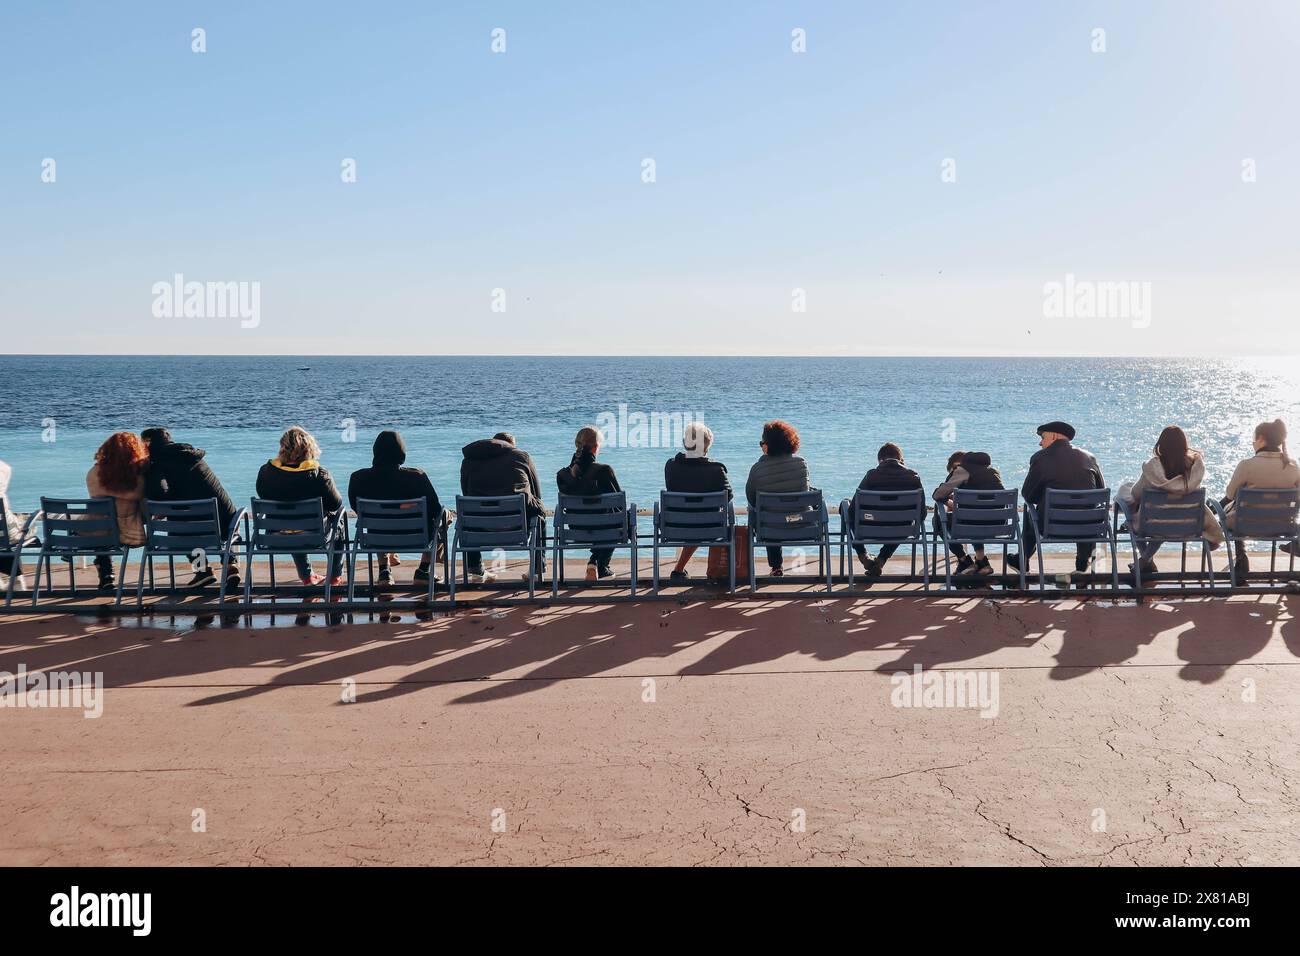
663 421 731 582
255 426 344 585
141 427 242 588
1008 421 1105 576
459 432 546 581
849 443 923 577
348 430 442 586
932 450 1005 582
556 426 623 580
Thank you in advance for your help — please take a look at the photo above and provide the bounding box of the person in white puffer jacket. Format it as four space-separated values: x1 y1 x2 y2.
0 459 31 592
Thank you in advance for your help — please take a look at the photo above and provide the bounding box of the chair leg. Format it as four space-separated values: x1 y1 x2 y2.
30 554 45 607
1036 546 1046 597
137 554 148 609
749 535 757 593
630 538 637 598
652 540 660 594
114 550 129 608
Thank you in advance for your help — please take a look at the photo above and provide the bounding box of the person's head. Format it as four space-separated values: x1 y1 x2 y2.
574 425 602 458
760 420 799 456
278 426 320 466
372 429 407 468
877 442 903 463
1154 425 1191 479
682 421 714 459
947 450 967 472
140 427 171 451
493 432 516 446
94 431 148 493
1036 420 1076 449
1254 419 1288 455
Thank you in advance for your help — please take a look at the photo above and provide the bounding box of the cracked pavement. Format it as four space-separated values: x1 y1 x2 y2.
2 592 1298 865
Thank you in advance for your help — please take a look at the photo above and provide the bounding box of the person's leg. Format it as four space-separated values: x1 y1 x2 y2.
0 554 13 576
292 553 313 580
766 546 783 570
1076 542 1095 573
875 542 900 564
93 553 115 589
1137 538 1160 563
1019 513 1039 561
590 546 614 573
464 549 484 575
534 517 547 575
672 545 697 573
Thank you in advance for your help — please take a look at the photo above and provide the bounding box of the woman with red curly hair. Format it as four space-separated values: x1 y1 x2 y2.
86 431 148 592
745 420 811 576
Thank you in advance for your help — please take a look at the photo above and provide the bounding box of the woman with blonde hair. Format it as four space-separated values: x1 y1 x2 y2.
255 426 344 585
556 425 622 580
86 431 149 592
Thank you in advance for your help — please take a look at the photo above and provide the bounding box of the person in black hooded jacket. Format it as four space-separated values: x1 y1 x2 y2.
663 421 731 583
348 430 442 586
459 431 546 581
932 450 1005 582
849 443 923 577
556 426 623 580
255 426 344 584
141 427 241 588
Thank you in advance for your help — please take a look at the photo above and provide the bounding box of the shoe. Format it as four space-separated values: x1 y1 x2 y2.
467 571 497 585
950 555 976 580
377 568 394 587
585 564 598 582
97 574 116 594
186 569 217 589
861 557 882 578
1005 553 1022 571
1234 554 1250 581
973 556 994 577
669 570 689 583
330 575 345 588
412 565 436 583
770 567 784 577
596 565 615 580
300 573 325 586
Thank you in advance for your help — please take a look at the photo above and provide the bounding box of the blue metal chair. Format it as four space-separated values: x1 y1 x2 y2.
934 488 1025 590
137 498 245 607
244 497 349 604
837 488 929 589
348 497 446 603
551 492 638 597
448 494 544 604
1210 487 1300 588
29 497 132 607
2 496 41 607
1116 488 1220 592
652 491 736 593
1026 487 1118 593
749 490 832 593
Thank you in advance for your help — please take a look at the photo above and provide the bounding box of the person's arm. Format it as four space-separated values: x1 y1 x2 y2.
1091 454 1105 490
605 466 622 495
745 462 758 509
419 473 441 517
719 464 733 500
346 475 359 514
1223 461 1246 502
319 469 343 514
524 453 542 501
459 458 470 495
932 467 968 503
1021 457 1044 505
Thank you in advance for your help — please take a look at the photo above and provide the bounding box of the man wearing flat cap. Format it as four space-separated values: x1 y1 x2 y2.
1008 421 1105 576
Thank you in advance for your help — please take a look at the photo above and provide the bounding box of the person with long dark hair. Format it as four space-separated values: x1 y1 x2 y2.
1223 419 1300 575
556 425 622 581
1127 425 1221 576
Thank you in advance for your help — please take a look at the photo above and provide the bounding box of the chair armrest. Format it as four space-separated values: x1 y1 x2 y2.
17 509 43 545
224 508 248 550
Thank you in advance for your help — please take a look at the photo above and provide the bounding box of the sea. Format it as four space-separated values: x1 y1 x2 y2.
1 356 1296 522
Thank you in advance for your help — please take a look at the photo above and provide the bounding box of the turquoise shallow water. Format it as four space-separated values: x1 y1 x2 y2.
1 356 1297 519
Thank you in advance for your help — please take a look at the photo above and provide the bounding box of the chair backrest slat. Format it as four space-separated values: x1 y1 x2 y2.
852 488 925 542
950 488 1019 541
454 494 531 549
353 497 431 551
753 491 828 544
40 497 121 550
1234 487 1300 538
143 498 223 553
1139 488 1207 540
1041 487 1111 540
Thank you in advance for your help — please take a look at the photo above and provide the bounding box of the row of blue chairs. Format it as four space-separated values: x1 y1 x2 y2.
4 484 1298 607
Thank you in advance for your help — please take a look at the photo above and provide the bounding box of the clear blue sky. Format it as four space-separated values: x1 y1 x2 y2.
3 1 1297 355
